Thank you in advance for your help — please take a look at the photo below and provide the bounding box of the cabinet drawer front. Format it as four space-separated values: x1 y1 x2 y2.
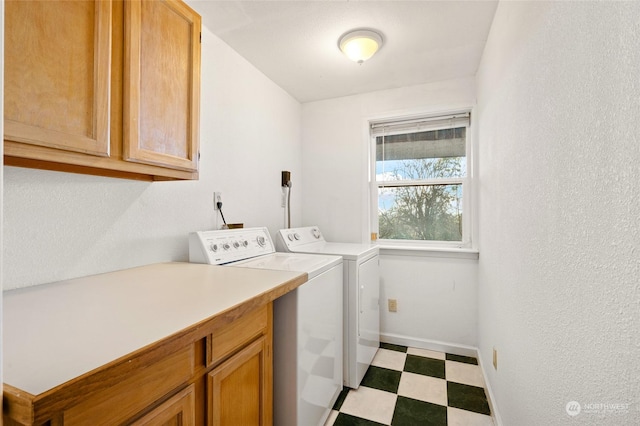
64 345 194 425
208 304 269 366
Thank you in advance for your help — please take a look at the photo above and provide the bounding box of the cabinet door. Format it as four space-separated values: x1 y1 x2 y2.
123 0 201 172
130 384 195 426
4 0 111 156
208 337 272 426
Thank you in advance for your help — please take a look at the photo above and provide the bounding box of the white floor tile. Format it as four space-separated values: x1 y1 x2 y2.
371 348 407 371
447 406 495 426
407 347 446 360
397 371 448 406
340 386 397 425
335 346 493 426
445 360 486 388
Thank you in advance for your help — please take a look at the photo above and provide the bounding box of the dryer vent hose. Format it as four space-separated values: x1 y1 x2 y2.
286 182 292 229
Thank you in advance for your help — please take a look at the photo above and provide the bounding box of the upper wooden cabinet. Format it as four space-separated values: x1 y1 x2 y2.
124 0 200 172
3 0 201 181
4 0 112 157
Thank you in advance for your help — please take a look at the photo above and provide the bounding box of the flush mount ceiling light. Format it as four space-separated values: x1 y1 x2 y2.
339 29 383 64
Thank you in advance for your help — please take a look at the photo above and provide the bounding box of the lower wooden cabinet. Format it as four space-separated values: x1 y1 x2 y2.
208 336 272 426
61 345 194 425
131 384 196 426
2 303 274 426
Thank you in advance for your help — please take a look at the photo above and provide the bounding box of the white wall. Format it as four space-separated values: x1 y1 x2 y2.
3 23 302 289
380 253 478 350
1 0 5 391
301 77 476 243
476 2 640 424
301 78 479 348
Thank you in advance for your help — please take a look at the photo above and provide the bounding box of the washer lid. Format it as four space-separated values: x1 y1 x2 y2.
230 252 342 279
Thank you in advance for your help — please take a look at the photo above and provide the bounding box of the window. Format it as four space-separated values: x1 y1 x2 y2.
370 112 471 247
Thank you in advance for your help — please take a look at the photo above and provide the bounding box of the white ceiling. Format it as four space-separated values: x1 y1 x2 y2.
189 1 498 103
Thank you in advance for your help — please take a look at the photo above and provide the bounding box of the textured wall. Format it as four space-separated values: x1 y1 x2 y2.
3 22 302 289
380 254 478 348
476 2 640 424
302 78 479 348
301 77 476 243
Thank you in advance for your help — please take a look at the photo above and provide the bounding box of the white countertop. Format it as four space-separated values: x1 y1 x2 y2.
3 262 305 395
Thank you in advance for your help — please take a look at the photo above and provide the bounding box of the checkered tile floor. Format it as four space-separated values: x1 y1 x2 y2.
324 343 494 426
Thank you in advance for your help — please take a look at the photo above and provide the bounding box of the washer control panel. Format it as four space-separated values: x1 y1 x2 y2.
189 227 274 265
278 226 325 250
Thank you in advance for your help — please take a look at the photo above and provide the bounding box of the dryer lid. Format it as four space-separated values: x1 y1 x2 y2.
278 226 378 261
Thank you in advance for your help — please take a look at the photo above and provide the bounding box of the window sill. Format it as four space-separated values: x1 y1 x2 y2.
376 244 479 260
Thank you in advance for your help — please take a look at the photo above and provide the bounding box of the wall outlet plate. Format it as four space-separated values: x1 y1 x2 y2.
213 192 222 210
388 299 398 312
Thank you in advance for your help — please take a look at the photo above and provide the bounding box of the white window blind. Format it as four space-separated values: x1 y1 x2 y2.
370 112 470 136
370 111 471 246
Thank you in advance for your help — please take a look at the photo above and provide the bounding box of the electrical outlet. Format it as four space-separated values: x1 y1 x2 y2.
388 299 398 312
213 192 222 210
492 347 498 370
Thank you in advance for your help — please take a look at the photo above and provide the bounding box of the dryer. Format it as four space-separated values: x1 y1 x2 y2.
189 227 343 426
277 226 379 389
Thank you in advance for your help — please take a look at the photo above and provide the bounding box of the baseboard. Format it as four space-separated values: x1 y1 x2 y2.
475 350 503 426
380 332 478 357
380 332 503 425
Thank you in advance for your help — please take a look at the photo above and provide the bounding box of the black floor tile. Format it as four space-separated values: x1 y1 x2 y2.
403 354 446 379
333 387 350 411
360 365 402 394
380 342 408 353
329 346 493 426
445 353 478 365
391 396 447 426
447 381 491 415
333 413 387 426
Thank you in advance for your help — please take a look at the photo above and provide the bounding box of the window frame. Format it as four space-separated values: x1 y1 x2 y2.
369 111 473 250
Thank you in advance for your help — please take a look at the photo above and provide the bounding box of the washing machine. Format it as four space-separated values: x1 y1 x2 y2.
189 227 343 426
277 226 379 389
